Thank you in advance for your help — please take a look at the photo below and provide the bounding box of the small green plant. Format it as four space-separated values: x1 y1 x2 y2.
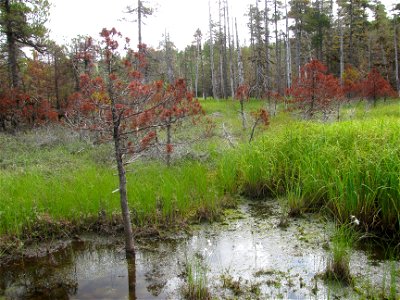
182 258 211 300
220 273 243 296
324 224 356 284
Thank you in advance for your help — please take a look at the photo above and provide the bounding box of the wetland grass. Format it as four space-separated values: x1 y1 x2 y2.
182 258 211 300
0 125 227 241
324 224 356 284
217 110 400 241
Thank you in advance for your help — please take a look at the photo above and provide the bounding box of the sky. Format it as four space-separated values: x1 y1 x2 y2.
48 0 399 51
48 0 254 50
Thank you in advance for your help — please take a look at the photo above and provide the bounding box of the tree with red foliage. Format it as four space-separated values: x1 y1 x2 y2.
66 28 203 257
235 84 250 129
342 64 362 100
290 59 341 118
249 108 269 143
361 68 395 107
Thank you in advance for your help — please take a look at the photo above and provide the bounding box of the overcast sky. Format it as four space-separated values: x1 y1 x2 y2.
48 0 398 51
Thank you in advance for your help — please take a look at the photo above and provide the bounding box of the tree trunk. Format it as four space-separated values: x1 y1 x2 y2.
235 18 244 87
394 21 400 97
265 0 271 105
274 0 282 95
200 43 206 99
138 0 142 46
218 0 225 98
339 16 344 86
209 1 217 99
195 37 200 98
285 0 292 91
226 1 235 99
127 256 136 299
348 0 354 65
4 0 19 89
108 71 135 258
166 122 172 166
222 4 229 98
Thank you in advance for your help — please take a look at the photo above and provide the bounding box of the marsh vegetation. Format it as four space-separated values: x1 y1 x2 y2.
0 99 399 299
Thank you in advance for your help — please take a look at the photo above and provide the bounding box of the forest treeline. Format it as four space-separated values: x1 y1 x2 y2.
0 0 399 130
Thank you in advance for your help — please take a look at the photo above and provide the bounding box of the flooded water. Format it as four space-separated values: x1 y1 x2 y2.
1 200 399 299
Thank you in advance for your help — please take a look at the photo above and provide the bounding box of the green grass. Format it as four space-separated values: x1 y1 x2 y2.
217 103 400 238
0 160 222 237
0 99 399 245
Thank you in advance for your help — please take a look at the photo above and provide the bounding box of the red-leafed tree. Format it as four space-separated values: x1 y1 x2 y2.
249 108 269 143
290 59 341 118
361 68 395 107
235 84 250 129
66 28 203 257
342 64 362 100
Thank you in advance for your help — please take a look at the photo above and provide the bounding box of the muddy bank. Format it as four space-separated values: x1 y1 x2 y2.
1 199 399 299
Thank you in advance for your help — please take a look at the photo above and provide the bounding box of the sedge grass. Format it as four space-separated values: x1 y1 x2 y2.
217 115 400 238
0 157 223 238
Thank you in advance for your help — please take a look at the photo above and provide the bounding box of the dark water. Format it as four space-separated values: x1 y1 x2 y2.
1 200 399 299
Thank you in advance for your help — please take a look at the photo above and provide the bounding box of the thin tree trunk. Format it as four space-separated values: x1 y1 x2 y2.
222 5 229 98
285 0 292 91
107 66 135 258
4 0 19 89
265 0 271 104
200 43 206 99
166 122 172 166
274 0 282 95
348 0 354 65
195 36 200 98
209 1 217 99
53 47 61 117
218 0 225 98
339 16 344 86
235 18 244 86
394 21 400 97
226 1 235 99
127 256 136 299
138 0 142 46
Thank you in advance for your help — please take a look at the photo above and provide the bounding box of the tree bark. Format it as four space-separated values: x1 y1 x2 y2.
394 21 400 97
108 66 135 258
274 0 282 95
218 0 226 98
265 0 271 105
138 0 142 46
209 1 217 99
226 1 235 99
4 0 19 89
339 16 344 86
127 256 136 299
285 0 292 91
235 18 244 87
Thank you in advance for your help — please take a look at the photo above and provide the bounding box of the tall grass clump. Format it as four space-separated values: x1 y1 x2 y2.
182 257 211 300
0 158 224 238
324 224 357 284
217 116 400 239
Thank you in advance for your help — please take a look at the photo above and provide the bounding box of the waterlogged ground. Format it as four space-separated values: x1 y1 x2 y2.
1 199 399 299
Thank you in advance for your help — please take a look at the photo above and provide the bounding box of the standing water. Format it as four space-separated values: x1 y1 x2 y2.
1 200 399 299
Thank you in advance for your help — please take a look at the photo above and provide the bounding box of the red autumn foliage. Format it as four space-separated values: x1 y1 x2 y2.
290 59 341 118
342 64 362 99
0 52 60 130
249 108 270 143
65 28 203 158
360 68 395 105
235 84 250 101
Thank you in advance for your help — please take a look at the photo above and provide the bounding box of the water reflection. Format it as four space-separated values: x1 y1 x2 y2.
1 200 399 299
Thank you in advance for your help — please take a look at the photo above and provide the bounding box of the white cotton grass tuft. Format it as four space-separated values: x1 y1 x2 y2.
350 215 360 226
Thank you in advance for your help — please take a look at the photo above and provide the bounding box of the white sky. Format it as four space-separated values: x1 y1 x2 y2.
48 0 254 50
48 0 398 51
